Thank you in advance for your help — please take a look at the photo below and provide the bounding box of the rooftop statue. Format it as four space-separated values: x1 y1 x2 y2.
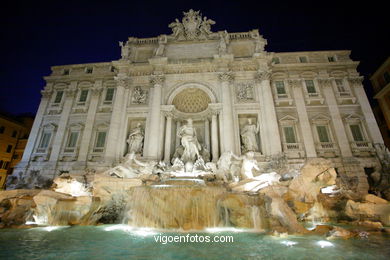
169 9 215 40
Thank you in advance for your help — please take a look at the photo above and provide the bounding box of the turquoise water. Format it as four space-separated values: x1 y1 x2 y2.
0 225 389 260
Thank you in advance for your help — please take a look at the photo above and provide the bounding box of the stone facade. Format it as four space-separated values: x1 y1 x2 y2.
14 10 386 193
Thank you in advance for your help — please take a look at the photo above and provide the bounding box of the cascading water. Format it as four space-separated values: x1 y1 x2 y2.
122 184 227 230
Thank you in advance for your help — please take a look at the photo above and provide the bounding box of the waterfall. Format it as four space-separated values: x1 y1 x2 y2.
122 185 226 230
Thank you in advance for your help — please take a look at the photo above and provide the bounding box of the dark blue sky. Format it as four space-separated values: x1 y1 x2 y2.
1 0 389 115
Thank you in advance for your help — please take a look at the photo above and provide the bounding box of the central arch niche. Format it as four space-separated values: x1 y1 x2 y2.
172 88 211 113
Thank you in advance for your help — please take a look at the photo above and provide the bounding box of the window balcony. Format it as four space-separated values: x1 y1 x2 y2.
350 141 375 156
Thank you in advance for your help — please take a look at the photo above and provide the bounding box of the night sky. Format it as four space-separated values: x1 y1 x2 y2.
1 0 389 116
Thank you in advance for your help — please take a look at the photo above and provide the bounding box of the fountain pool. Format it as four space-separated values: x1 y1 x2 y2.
0 225 389 259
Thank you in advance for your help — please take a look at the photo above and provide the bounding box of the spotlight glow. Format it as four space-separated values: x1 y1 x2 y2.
317 240 334 248
280 240 298 247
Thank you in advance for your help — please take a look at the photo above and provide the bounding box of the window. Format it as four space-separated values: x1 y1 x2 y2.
0 126 4 134
38 132 52 149
299 56 308 63
13 154 19 159
94 131 106 152
305 80 316 93
67 132 79 148
105 88 115 102
86 67 93 74
283 126 296 143
384 71 390 84
63 69 70 75
335 79 346 92
110 66 116 72
79 89 89 102
275 81 286 95
350 125 364 141
316 126 330 143
328 56 336 62
54 91 64 103
6 145 12 153
12 130 17 138
272 57 280 64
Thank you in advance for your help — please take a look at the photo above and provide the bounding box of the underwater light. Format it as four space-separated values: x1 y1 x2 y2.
103 225 133 232
317 240 334 248
205 227 246 233
280 240 298 247
41 226 64 232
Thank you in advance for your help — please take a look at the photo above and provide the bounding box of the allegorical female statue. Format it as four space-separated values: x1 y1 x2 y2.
177 118 201 163
127 123 144 154
240 118 260 153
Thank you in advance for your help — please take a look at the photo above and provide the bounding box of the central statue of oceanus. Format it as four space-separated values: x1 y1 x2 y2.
177 118 202 163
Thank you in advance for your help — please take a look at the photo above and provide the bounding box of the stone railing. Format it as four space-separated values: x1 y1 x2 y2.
351 141 372 149
283 143 301 150
317 142 335 149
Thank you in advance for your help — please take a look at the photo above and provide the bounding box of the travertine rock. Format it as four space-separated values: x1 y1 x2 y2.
345 200 390 226
364 194 388 204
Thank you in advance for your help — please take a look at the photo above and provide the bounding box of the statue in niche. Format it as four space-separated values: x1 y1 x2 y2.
127 123 144 154
177 118 201 163
218 30 229 55
119 41 130 59
154 35 167 57
132 86 148 104
240 118 260 153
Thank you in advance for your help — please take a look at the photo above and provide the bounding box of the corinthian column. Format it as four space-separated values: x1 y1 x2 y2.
211 111 220 161
144 74 165 159
349 77 384 144
104 76 128 163
219 72 237 153
49 83 77 162
255 70 282 155
163 113 173 163
318 78 352 157
21 83 53 162
289 79 317 158
77 81 102 163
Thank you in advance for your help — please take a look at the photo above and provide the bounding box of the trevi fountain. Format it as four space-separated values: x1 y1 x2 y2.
1 9 390 260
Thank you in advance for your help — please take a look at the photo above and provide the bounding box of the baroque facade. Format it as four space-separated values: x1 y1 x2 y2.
14 10 386 193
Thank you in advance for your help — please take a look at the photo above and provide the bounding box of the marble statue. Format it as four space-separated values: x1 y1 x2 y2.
108 152 156 178
127 123 144 154
218 31 229 55
239 151 260 179
240 118 260 153
177 118 201 163
154 35 167 56
200 16 215 35
169 18 185 39
119 41 130 59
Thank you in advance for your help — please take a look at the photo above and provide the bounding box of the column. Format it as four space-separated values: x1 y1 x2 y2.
49 82 77 162
77 80 102 163
289 79 317 158
219 72 236 153
164 113 173 163
175 121 181 148
349 77 384 144
211 112 219 161
255 71 282 155
144 74 164 159
319 78 352 157
21 83 53 162
104 76 127 162
204 118 210 150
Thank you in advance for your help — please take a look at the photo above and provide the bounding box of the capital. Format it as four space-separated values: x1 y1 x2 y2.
40 90 53 98
317 78 333 88
347 77 363 86
255 70 271 82
90 87 103 96
150 74 165 85
114 75 131 87
287 79 302 88
65 89 77 98
218 72 234 82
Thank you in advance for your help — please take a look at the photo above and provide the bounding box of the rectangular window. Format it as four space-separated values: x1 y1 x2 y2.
79 90 89 102
335 79 346 92
95 131 106 148
67 132 79 148
6 145 12 153
12 130 17 138
350 125 364 141
275 81 286 95
105 88 115 101
63 69 70 75
54 91 64 103
328 56 335 62
283 127 296 143
86 67 93 74
39 132 51 148
110 66 115 72
316 126 330 143
299 56 308 63
272 57 280 64
0 126 4 134
305 80 316 93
